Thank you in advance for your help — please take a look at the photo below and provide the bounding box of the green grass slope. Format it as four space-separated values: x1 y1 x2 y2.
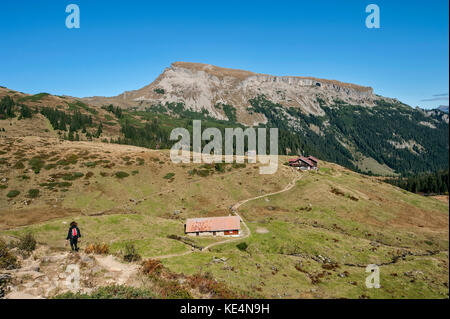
1 136 448 298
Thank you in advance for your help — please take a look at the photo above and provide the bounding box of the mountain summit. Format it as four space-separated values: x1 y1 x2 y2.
83 62 383 126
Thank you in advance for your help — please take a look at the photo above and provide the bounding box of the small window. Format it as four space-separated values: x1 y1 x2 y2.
196 232 199 236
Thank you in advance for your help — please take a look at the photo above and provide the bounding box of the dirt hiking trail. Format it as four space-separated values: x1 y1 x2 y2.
155 170 302 259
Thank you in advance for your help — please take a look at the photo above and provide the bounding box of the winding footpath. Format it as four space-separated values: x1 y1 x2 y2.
154 169 302 259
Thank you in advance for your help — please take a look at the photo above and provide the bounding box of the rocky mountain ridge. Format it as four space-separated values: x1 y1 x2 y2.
83 62 392 126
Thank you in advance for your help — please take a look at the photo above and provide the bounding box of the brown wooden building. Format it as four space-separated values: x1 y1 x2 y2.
288 156 319 170
185 216 241 237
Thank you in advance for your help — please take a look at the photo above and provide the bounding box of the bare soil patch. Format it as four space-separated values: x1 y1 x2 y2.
255 227 269 234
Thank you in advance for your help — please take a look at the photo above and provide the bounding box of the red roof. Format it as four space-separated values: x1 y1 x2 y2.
289 158 300 162
185 216 241 233
299 156 314 167
308 156 319 163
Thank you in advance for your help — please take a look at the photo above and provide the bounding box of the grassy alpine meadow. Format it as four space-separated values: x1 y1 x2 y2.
161 162 448 299
0 136 448 299
160 170 448 298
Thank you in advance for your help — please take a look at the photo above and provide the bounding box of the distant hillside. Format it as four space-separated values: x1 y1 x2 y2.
437 105 449 113
1 62 449 175
81 62 449 175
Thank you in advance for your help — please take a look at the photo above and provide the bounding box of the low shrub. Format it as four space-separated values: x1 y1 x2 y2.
65 154 78 164
163 172 175 179
27 189 40 198
115 171 129 179
236 242 248 251
0 239 19 270
56 159 70 166
44 163 57 170
85 243 109 255
18 233 36 252
62 172 84 180
13 161 25 169
331 187 345 197
214 163 226 173
196 169 210 177
159 280 192 299
84 162 97 168
187 273 241 299
28 156 45 171
141 259 164 276
123 243 141 262
6 190 20 198
54 285 159 299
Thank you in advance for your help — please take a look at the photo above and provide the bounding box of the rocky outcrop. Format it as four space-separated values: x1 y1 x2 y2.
2 246 140 299
83 62 381 126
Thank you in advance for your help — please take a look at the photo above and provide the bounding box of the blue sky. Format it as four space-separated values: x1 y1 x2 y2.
0 0 448 109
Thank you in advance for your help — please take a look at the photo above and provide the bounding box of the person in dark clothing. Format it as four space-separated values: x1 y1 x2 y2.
66 221 81 251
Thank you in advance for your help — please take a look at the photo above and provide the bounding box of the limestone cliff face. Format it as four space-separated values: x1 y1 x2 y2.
83 62 383 126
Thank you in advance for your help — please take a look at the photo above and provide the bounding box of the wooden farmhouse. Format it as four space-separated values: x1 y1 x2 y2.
288 156 319 170
185 216 241 237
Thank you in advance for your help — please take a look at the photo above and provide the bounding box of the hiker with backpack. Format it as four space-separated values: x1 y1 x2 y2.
66 221 81 251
